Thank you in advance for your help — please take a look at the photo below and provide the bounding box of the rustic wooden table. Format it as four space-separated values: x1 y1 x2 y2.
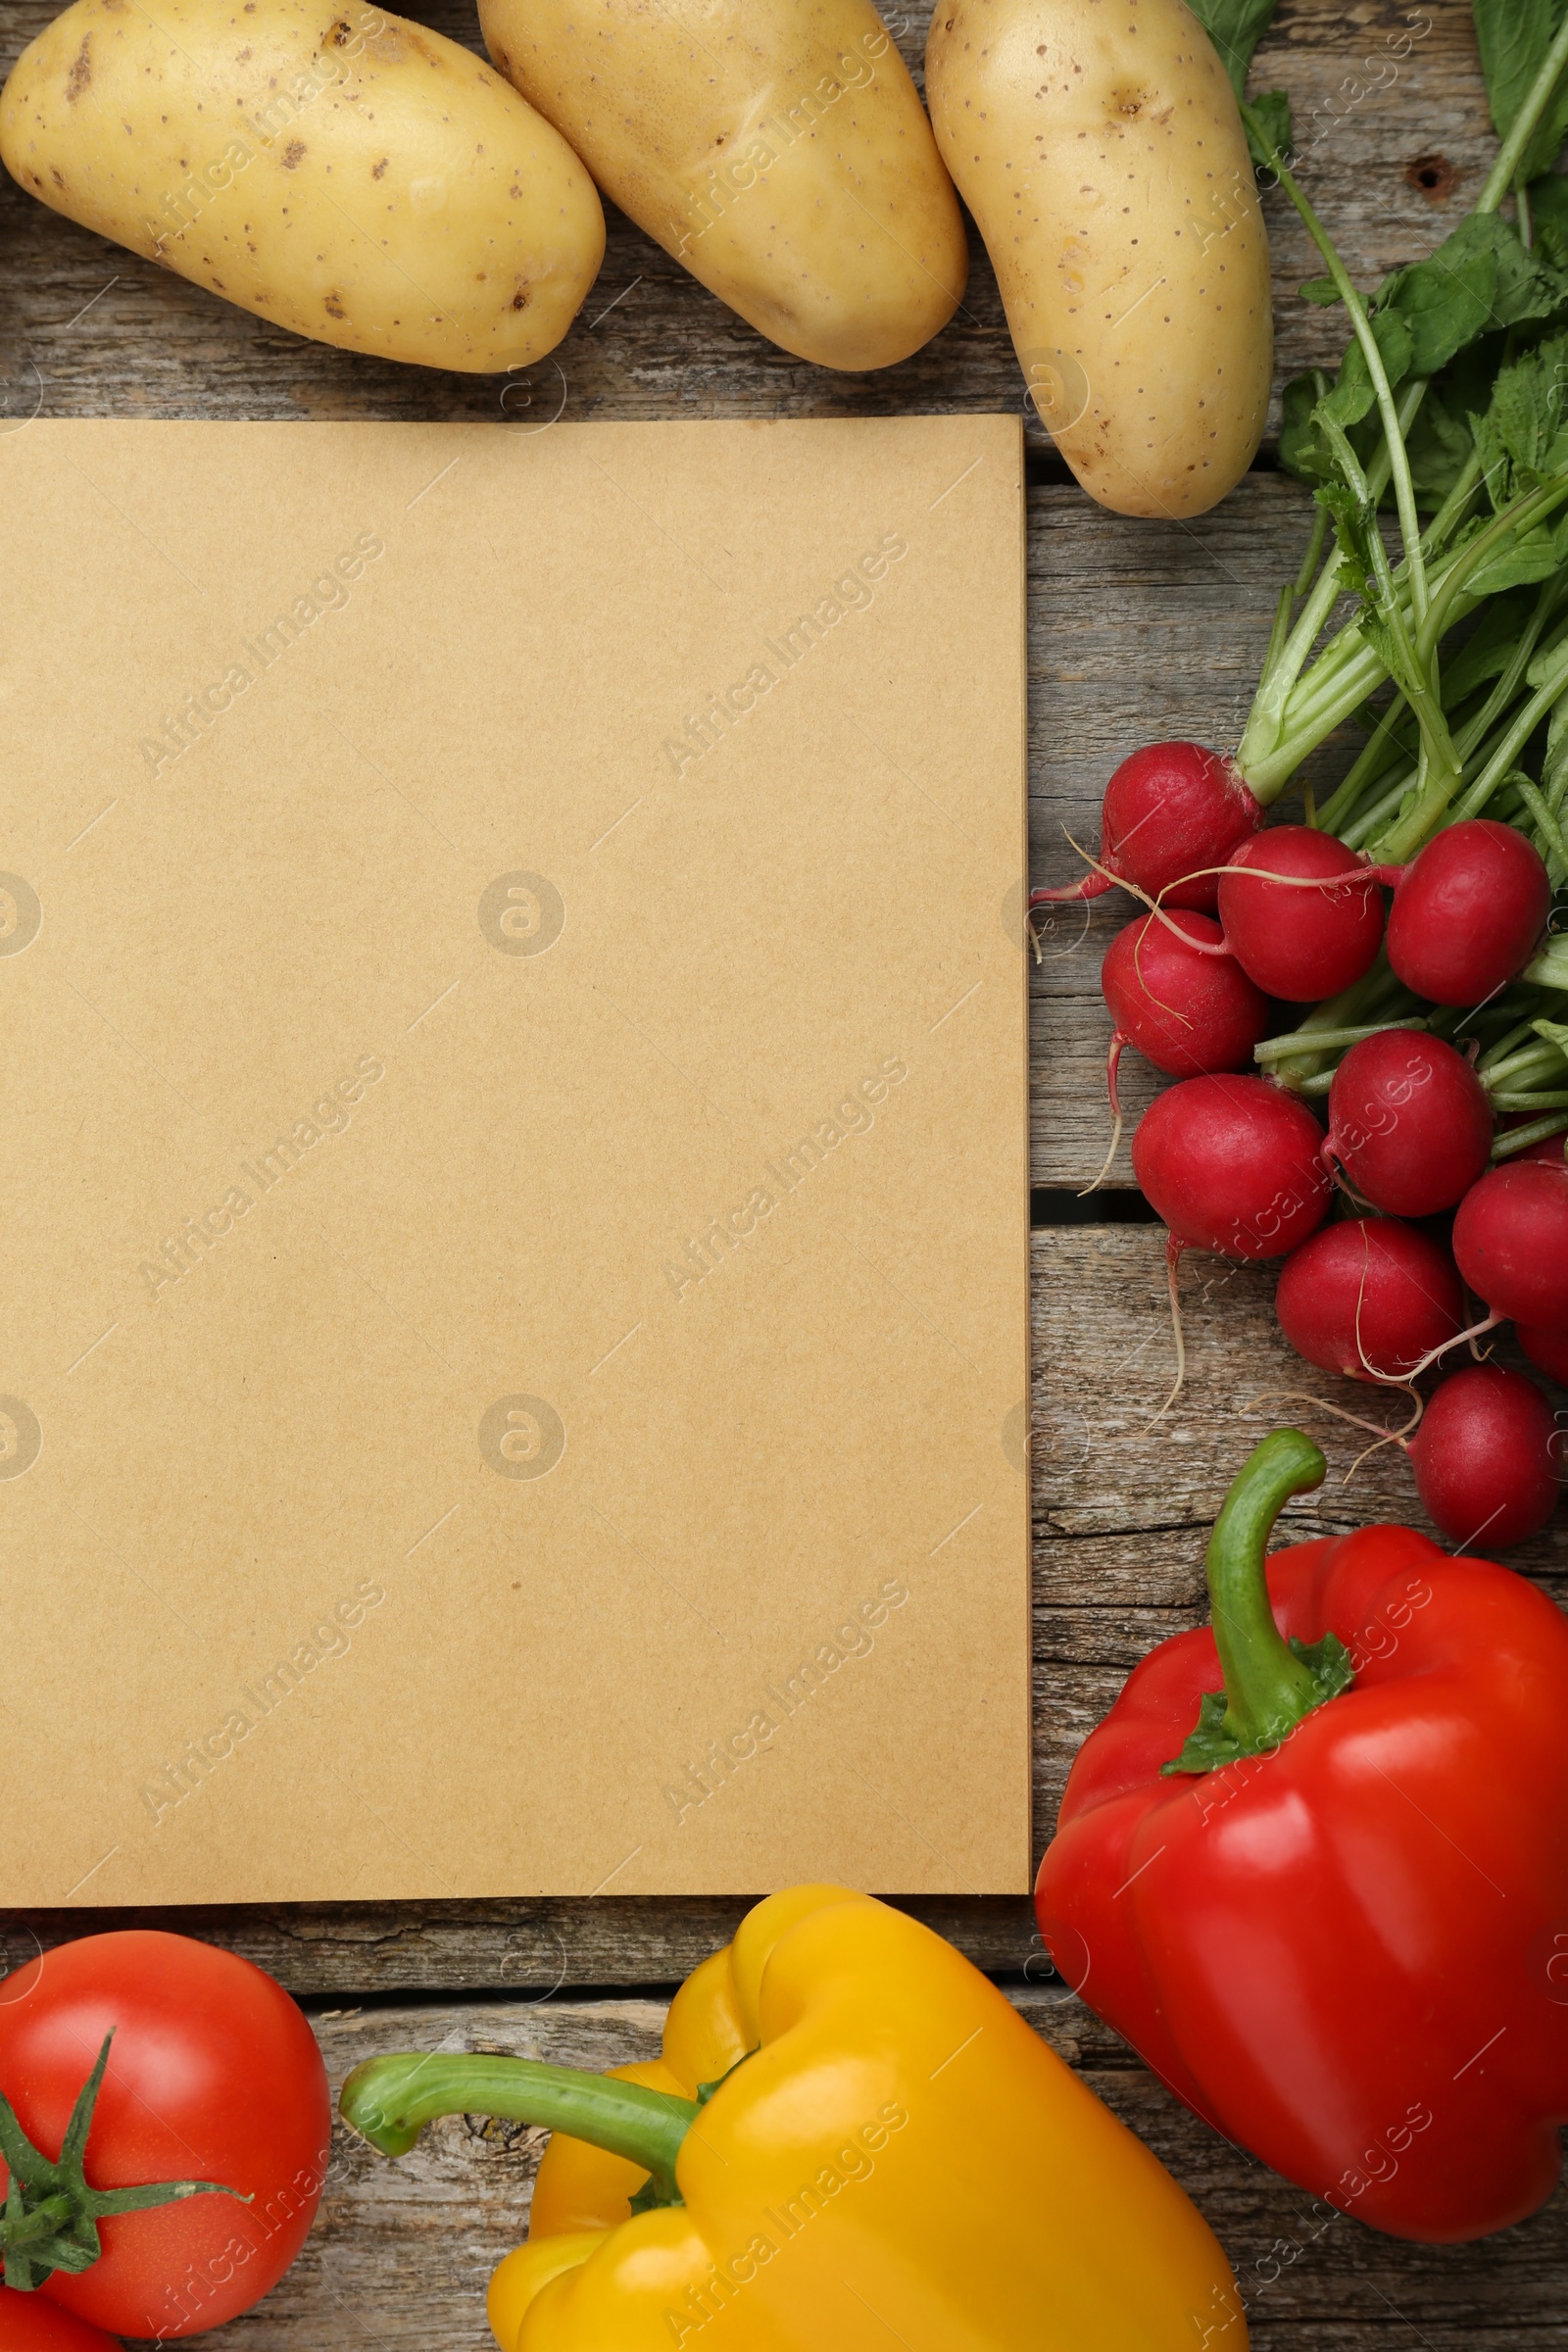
2 0 1564 2341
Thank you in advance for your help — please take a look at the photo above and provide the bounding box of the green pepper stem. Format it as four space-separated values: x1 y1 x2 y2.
1165 1432 1355 1775
340 2052 699 2207
1207 1432 1329 1746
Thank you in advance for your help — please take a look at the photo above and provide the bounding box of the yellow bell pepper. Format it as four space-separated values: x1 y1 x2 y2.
341 1885 1245 2351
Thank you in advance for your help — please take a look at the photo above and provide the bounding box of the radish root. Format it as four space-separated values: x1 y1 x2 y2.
1129 917 1199 1032
1396 1309 1502 1383
1238 1385 1422 1479
1147 1235 1188 1427
1030 832 1119 905
1083 1034 1127 1199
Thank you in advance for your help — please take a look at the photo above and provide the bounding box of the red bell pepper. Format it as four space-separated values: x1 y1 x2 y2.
1035 1428 1568 2244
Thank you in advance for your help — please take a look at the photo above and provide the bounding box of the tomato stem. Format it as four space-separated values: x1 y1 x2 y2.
0 2034 248 2293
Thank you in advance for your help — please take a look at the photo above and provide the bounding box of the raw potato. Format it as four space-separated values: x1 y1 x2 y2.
477 0 967 372
926 0 1271 517
0 0 606 372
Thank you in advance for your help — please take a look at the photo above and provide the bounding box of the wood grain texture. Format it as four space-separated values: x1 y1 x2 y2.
1026 475 1336 1188
3 0 1565 2337
0 0 1496 443
122 1989 1568 2352
18 1231 1563 1980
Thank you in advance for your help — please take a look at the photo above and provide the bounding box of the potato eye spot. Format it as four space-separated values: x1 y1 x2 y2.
281 139 306 168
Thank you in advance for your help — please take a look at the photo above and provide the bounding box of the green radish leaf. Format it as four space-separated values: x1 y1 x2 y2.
1475 0 1568 188
1184 0 1291 162
1299 276 1342 306
1465 526 1563 590
1318 309 1416 435
1318 480 1399 671
1441 587 1540 699
1186 0 1280 96
1279 372 1335 482
1470 326 1568 503
1372 215 1565 378
1404 374 1481 502
1528 172 1568 270
1285 216 1568 508
1245 86 1293 167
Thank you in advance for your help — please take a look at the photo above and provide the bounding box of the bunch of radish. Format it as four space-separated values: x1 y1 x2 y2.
1035 745 1568 1550
1022 22 1568 1550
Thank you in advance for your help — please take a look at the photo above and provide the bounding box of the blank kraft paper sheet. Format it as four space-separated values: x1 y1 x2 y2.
0 412 1031 1904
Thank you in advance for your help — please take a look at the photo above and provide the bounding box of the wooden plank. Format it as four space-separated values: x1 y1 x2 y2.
149 1989 1568 2352
19 1231 1563 1999
1027 475 1324 1190
0 0 1494 445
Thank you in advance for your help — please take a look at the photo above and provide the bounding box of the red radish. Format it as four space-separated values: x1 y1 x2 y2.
1102 911 1269 1086
1032 743 1262 910
1274 1218 1465 1383
1453 1159 1568 1328
1406 1364 1560 1547
1379 820 1551 1005
1216 826 1386 1001
1325 1031 1494 1215
1132 1075 1331 1256
1520 1324 1568 1383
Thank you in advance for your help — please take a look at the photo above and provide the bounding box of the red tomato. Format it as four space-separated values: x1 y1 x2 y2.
0 1932 329 2340
0 2286 121 2349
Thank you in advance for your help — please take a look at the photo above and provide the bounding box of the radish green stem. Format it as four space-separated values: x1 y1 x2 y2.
1477 11 1568 211
1516 775 1568 868
1343 770 1417 851
1242 101 1427 624
1263 961 1417 1086
1525 941 1568 989
1484 1044 1565 1090
1254 1018 1427 1062
1293 503 1330 600
1415 481 1568 674
1314 697 1410 835
1494 1111 1568 1154
1420 451 1485 553
1437 635 1568 841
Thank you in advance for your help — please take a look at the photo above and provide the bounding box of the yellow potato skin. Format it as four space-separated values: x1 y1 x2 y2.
0 0 606 372
477 0 968 372
926 0 1271 516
